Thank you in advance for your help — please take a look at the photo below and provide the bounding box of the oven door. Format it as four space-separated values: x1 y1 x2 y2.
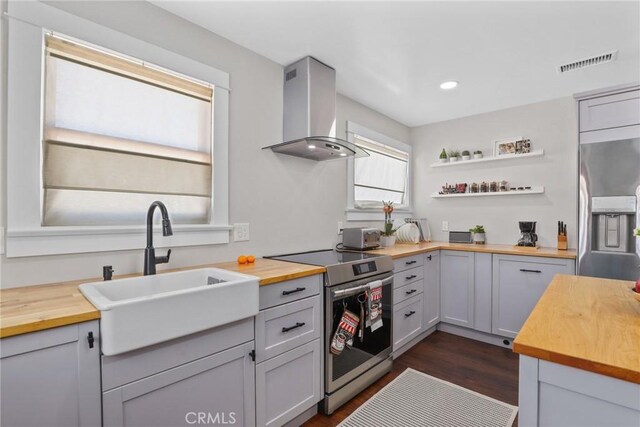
325 272 393 394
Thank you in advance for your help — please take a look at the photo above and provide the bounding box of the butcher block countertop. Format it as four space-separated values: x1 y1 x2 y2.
513 274 640 384
369 241 577 260
1 242 574 339
0 259 325 339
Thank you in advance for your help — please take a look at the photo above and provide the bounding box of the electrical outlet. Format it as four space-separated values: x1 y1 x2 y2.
337 221 344 235
442 221 449 232
233 223 250 242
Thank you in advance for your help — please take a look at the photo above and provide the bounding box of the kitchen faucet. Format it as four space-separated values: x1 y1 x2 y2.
144 201 173 275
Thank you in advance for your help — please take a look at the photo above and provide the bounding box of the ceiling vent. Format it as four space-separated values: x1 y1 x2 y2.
557 51 618 73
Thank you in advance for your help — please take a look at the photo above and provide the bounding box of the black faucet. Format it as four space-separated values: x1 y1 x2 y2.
144 201 173 275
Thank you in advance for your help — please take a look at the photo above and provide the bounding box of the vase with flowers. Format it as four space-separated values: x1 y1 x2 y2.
380 201 397 247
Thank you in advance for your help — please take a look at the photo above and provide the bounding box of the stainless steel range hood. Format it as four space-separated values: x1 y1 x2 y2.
264 57 369 161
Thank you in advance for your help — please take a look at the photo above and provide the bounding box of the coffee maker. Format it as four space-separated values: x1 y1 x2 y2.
517 221 538 247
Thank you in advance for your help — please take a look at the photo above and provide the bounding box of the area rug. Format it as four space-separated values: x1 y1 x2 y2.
338 368 518 427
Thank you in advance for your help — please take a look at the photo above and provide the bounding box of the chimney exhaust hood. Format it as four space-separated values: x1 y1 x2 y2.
264 56 369 161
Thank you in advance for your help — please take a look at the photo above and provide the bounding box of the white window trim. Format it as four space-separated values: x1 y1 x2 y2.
346 121 413 222
5 1 231 257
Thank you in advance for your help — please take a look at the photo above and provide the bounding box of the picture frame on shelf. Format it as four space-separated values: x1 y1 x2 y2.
516 139 531 154
493 136 522 156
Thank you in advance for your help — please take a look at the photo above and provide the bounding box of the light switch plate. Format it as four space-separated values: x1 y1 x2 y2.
442 221 449 232
233 223 250 242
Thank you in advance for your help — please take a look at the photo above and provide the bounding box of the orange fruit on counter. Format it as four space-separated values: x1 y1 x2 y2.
247 255 256 263
237 255 248 264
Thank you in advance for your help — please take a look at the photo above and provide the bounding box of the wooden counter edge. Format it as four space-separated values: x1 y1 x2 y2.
257 267 326 285
513 341 640 384
0 311 101 339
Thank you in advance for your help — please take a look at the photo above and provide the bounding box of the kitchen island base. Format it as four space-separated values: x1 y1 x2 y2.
519 355 640 427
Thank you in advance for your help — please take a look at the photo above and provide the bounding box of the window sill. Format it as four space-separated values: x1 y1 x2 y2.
6 224 231 258
345 209 414 222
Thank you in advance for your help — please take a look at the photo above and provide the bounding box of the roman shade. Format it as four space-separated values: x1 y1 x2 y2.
43 34 214 226
353 134 409 209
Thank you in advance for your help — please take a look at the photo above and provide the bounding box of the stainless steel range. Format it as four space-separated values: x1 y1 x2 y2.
265 249 394 414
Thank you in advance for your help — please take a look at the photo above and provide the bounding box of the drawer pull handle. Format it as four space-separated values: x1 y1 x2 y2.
519 269 542 273
427 255 432 261
405 260 417 265
282 287 306 296
282 322 306 333
405 289 417 295
404 311 416 318
405 275 417 280
87 332 95 349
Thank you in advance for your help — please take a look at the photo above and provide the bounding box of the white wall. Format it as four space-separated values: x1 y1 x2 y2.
412 97 578 248
0 1 409 288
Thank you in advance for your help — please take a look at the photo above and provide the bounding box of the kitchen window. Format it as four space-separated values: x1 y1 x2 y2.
43 35 213 226
346 122 412 220
6 4 230 257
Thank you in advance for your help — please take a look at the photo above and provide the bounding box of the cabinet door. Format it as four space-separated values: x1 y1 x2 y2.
474 252 492 334
423 251 440 329
103 341 255 427
579 90 640 132
0 321 101 427
440 250 475 328
255 339 321 427
393 293 424 352
492 255 576 338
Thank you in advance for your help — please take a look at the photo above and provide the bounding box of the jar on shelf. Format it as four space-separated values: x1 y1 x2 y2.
490 181 498 192
471 182 479 193
499 180 509 192
480 181 489 193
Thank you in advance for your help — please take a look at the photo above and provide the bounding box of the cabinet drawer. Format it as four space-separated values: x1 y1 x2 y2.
393 266 424 289
394 255 424 273
255 296 321 362
256 339 321 427
259 274 322 310
492 255 575 338
393 280 424 305
393 293 423 352
580 90 640 132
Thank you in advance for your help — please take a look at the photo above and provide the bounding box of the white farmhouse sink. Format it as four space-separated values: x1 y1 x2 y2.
79 268 259 356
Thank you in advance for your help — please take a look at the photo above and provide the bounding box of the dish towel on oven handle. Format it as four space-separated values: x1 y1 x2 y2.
367 280 384 332
330 309 360 356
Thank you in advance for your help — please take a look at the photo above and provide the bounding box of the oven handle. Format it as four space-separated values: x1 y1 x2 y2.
332 276 393 298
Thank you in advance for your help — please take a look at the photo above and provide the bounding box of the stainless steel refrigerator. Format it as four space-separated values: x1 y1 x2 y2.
578 137 640 280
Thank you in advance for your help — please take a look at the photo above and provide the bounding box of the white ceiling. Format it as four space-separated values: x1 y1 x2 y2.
152 1 640 127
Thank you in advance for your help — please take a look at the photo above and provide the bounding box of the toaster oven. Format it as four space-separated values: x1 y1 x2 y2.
342 227 381 250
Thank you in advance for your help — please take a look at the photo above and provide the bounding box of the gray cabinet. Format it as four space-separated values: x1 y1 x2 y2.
492 255 576 338
473 252 493 334
103 341 255 427
255 275 323 427
423 251 440 330
101 318 256 427
579 89 640 132
393 293 424 351
0 320 101 427
255 339 321 427
440 250 475 328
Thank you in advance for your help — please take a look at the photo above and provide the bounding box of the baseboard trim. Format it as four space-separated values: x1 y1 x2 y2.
392 325 437 359
437 323 513 349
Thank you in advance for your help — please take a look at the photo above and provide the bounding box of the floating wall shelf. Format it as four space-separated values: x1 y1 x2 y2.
430 150 544 168
431 186 545 199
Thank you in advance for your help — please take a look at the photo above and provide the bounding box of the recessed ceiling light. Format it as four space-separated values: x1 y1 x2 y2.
339 153 347 157
308 144 316 149
440 80 459 90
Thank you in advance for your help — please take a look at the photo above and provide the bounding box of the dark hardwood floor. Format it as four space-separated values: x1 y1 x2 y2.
304 331 519 427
